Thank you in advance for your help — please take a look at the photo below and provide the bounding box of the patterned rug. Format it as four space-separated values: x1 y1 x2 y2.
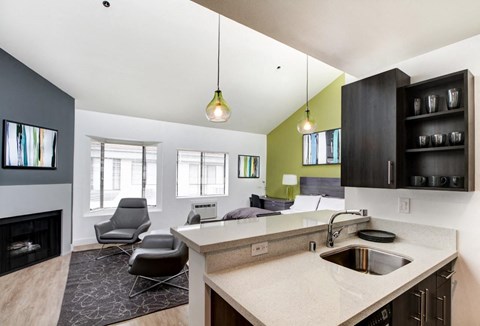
57 247 189 326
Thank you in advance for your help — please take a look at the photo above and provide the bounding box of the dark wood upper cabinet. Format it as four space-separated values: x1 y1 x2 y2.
341 68 410 188
342 68 474 191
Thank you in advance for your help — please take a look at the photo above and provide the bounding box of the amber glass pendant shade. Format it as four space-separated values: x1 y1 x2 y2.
206 90 231 122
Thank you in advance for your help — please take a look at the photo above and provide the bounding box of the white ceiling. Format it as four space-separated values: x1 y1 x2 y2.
4 1 479 134
0 0 342 134
193 0 480 79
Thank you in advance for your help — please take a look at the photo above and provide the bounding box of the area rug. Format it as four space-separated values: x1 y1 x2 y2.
57 248 189 326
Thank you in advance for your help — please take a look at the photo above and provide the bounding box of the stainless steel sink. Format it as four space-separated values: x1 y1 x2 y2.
320 245 412 275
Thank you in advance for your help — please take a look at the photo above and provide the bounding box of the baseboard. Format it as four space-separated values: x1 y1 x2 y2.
73 237 98 246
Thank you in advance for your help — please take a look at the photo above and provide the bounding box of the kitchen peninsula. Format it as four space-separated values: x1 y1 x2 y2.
171 211 457 325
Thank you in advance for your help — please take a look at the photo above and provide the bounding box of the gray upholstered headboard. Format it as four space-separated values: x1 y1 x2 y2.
299 177 344 198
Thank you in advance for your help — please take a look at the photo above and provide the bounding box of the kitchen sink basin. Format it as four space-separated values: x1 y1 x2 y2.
320 245 412 275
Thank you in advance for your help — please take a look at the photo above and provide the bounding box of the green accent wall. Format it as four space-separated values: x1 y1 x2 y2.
266 74 345 198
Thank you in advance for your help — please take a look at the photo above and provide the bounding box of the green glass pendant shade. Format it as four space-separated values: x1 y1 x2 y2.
205 90 231 122
297 110 317 134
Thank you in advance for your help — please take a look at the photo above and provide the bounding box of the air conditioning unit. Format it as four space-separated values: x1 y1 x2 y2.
191 201 217 220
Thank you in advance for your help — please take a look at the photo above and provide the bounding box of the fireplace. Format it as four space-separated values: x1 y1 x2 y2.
0 210 61 276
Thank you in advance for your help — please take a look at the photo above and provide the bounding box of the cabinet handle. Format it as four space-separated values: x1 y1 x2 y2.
387 161 394 185
410 290 425 326
439 270 455 279
436 295 447 325
425 288 429 323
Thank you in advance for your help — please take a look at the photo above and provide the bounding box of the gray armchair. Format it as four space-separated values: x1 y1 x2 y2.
94 198 151 260
127 211 200 298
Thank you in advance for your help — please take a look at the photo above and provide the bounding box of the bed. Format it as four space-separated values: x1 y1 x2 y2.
281 177 345 214
222 177 344 220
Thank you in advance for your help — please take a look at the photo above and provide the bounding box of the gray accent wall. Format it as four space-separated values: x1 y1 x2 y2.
0 48 74 185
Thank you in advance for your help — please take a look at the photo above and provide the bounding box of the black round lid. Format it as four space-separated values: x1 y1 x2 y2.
358 229 396 243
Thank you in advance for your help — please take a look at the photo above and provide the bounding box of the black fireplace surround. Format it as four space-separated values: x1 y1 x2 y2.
0 210 61 276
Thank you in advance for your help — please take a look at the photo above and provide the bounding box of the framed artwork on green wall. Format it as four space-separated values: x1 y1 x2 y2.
302 128 341 165
238 155 260 178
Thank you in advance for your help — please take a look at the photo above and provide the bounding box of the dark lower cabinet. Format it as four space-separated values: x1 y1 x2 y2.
392 262 453 326
211 290 252 326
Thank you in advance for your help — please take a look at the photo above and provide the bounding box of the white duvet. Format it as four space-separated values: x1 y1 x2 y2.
280 195 345 214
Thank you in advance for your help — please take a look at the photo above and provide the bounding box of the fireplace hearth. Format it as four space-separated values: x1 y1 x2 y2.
0 210 61 276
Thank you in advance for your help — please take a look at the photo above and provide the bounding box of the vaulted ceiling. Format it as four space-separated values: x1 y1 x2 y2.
1 0 479 134
193 0 480 79
0 0 341 134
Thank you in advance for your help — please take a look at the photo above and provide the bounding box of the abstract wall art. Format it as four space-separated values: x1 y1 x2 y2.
238 155 260 178
302 128 341 165
3 120 57 169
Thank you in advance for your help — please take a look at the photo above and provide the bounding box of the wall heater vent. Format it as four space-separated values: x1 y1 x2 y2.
191 202 217 220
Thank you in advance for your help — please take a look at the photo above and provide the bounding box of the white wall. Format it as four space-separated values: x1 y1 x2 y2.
73 109 266 245
345 34 480 325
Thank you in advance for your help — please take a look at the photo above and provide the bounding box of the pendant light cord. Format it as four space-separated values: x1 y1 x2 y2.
306 55 310 115
217 14 221 91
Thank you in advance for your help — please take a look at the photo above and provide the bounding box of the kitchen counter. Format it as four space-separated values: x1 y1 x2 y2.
205 236 457 325
172 213 456 326
172 210 369 253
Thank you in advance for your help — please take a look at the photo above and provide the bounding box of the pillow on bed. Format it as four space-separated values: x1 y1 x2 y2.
289 195 322 211
316 197 345 211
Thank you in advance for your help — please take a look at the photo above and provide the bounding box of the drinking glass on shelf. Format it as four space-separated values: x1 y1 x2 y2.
447 88 460 109
413 98 421 115
426 95 439 113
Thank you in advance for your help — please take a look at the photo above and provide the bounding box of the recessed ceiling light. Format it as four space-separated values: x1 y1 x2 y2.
103 1 110 8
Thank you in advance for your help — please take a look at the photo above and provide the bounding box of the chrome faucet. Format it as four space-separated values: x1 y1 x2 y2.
326 209 368 248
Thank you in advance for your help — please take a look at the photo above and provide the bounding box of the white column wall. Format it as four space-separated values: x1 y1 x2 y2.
73 109 266 245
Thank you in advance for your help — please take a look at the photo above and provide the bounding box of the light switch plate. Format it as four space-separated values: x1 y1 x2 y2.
399 197 410 214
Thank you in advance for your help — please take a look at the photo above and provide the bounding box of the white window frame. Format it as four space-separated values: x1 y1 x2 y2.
176 149 229 198
89 137 158 210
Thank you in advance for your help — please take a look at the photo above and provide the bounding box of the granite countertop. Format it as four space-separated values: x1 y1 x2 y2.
204 236 457 326
171 210 369 253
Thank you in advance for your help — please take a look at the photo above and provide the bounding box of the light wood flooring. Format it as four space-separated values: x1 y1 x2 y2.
0 244 188 326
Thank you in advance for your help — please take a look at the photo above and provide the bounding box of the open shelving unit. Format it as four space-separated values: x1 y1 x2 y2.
400 70 475 191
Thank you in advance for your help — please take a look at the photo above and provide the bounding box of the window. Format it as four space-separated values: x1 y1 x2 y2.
177 150 228 197
90 140 157 210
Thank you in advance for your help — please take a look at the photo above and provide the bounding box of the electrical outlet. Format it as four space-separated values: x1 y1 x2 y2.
251 241 268 256
399 197 410 214
347 224 357 234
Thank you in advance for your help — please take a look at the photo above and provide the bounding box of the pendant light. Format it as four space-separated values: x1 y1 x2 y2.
205 15 231 122
297 55 317 134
